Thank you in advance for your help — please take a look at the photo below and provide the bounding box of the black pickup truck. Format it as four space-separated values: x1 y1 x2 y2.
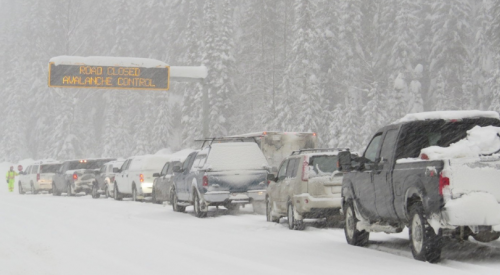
338 111 500 263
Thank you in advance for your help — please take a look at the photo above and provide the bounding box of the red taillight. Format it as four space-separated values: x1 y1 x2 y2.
439 173 449 196
140 174 144 183
73 173 78 180
421 153 429 160
301 157 309 181
37 174 40 181
203 175 209 187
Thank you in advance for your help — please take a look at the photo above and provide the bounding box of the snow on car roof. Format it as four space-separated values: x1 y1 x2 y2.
393 110 500 124
49 56 207 79
205 142 268 171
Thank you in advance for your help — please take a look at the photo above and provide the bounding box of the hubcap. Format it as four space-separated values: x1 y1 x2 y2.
346 206 355 239
412 213 424 253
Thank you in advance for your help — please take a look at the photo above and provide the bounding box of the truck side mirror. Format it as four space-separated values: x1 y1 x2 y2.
267 173 277 182
113 167 120 173
153 173 160 178
173 165 182 173
337 151 352 172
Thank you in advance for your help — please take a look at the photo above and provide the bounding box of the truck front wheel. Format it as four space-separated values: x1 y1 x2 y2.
344 201 369 246
409 203 442 263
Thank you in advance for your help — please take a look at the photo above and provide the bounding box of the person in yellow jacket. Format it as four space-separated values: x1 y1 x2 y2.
6 166 18 192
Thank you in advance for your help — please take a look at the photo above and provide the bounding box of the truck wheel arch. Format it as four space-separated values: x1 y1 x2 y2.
404 186 424 221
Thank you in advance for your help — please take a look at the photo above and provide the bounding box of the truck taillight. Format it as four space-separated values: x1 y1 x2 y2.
73 173 78 180
421 153 429 160
203 175 209 187
37 173 40 181
301 157 309 182
439 173 449 196
140 174 144 183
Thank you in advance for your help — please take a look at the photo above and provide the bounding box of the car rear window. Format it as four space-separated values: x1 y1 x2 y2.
309 155 337 177
40 164 61 173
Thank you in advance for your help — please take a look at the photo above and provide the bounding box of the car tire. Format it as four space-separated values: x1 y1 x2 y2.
132 185 140 202
52 182 60 196
31 183 38 195
409 203 442 263
266 196 279 223
91 183 99 199
193 192 207 218
19 182 25 195
171 188 185 213
287 202 305 230
67 182 73 196
344 200 369 246
114 183 122 201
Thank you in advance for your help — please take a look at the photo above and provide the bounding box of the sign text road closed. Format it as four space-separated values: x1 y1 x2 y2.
48 63 170 90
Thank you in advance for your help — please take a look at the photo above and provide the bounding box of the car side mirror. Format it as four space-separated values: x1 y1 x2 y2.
173 165 182 173
337 151 352 172
267 173 276 182
153 173 160 177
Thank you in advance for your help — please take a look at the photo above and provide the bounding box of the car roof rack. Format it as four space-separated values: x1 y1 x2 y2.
290 148 350 156
195 137 259 149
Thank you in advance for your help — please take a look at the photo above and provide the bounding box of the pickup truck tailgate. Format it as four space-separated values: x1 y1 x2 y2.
448 157 500 202
206 170 267 193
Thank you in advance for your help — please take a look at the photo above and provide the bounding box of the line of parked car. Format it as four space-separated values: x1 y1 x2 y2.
16 111 500 263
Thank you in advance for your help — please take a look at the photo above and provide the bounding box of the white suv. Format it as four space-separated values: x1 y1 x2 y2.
18 161 61 194
113 155 170 201
266 149 354 230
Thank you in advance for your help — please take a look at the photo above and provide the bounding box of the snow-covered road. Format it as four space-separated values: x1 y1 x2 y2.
1 188 500 275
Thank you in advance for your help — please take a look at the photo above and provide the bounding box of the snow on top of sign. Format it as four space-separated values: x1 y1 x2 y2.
393 110 500 124
50 56 168 68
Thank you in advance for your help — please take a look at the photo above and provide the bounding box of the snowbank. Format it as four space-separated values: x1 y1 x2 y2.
443 192 500 226
393 110 499 124
420 126 500 160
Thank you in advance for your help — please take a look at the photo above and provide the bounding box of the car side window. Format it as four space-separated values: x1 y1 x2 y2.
380 129 399 164
161 163 169 175
31 165 39 174
25 166 32 174
364 133 383 163
286 158 298 178
277 159 289 181
167 163 176 175
120 160 130 172
183 154 196 171
192 154 207 170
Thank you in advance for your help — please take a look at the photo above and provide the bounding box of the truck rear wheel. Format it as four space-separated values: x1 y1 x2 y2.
193 192 207 218
171 189 185 213
344 201 369 246
409 203 442 263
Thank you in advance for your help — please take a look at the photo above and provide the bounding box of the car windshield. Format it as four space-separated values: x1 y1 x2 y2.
40 164 61 173
309 155 337 177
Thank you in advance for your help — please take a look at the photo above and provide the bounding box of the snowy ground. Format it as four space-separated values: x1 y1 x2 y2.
1 171 500 274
